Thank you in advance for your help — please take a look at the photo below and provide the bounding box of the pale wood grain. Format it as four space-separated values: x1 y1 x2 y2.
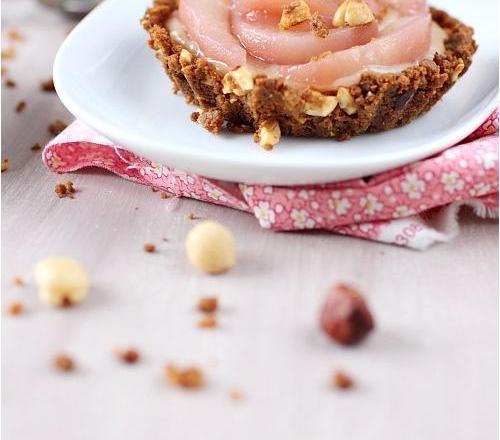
1 2 498 439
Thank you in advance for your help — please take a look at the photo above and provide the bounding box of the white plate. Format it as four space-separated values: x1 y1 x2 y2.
53 0 498 185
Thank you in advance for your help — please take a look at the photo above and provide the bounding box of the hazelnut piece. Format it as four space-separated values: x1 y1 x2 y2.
279 1 312 30
222 66 254 96
337 87 357 115
257 119 281 150
304 90 338 117
333 0 375 28
320 283 374 345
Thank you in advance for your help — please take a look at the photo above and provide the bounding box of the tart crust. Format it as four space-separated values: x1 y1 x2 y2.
142 1 477 142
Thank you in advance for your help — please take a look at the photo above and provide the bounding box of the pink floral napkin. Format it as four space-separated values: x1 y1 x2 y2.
43 111 498 250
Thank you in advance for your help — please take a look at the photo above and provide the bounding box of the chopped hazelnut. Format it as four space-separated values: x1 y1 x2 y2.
35 257 90 308
311 12 329 38
304 90 338 117
54 354 75 372
115 348 140 364
332 370 354 390
185 221 236 274
279 0 312 30
222 66 254 96
333 0 375 27
451 59 465 82
198 296 218 313
197 314 218 328
256 119 281 150
55 181 75 199
320 283 374 345
179 48 193 67
48 120 67 136
15 100 26 113
1 159 9 172
143 243 156 253
165 364 204 389
7 302 25 316
337 87 357 115
40 78 56 92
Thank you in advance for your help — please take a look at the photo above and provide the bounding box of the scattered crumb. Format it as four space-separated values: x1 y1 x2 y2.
8 29 24 42
310 50 332 63
7 302 25 316
151 187 159 193
40 77 55 92
162 237 168 242
228 387 244 401
188 213 201 220
165 364 204 389
54 181 75 199
197 314 218 329
31 143 42 152
143 243 156 253
1 159 9 173
13 276 25 286
226 121 254 134
5 78 16 88
1 48 16 60
311 12 329 38
1 66 7 76
48 120 67 136
198 296 218 313
15 100 26 113
53 354 75 372
190 111 200 122
332 370 354 390
115 348 140 364
160 192 171 199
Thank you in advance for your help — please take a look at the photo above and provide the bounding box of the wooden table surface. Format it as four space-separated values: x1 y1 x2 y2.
2 1 498 439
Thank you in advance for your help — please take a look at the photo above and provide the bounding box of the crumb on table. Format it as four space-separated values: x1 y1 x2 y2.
15 100 26 113
7 302 25 316
165 364 204 389
40 78 55 92
198 296 218 313
143 243 156 253
197 314 218 329
1 159 9 172
48 120 67 136
332 370 354 390
53 354 75 372
54 181 75 199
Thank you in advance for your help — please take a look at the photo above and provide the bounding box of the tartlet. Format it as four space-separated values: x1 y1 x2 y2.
142 0 476 148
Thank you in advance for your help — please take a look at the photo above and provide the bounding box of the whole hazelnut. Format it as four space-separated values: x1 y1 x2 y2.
320 284 374 345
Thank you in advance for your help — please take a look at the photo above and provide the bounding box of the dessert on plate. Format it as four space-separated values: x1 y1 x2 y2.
142 0 476 149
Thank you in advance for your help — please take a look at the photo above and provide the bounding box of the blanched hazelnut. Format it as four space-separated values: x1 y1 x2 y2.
333 0 375 27
279 1 312 30
185 221 236 274
304 90 338 117
179 48 192 67
337 87 357 115
222 66 254 96
35 257 89 307
257 119 281 150
451 59 465 82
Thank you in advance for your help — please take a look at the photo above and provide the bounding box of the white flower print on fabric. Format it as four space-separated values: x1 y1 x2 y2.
328 191 352 215
475 149 496 170
401 173 426 199
172 169 195 185
240 184 254 198
290 209 315 229
441 171 465 194
469 182 491 197
393 205 416 218
298 190 309 200
359 194 383 215
254 201 276 228
263 186 273 194
202 184 227 202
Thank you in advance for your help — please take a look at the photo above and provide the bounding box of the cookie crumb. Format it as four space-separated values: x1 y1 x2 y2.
197 314 218 329
228 387 244 401
115 348 140 364
190 111 200 122
1 159 9 172
151 187 159 193
15 100 26 113
5 78 16 88
1 48 16 60
7 302 25 316
55 181 75 199
165 364 204 389
188 213 201 220
31 143 42 151
54 354 75 372
198 296 218 313
48 120 67 136
311 12 329 38
160 192 172 199
40 78 55 92
8 29 24 42
143 243 156 253
13 276 25 286
332 370 354 390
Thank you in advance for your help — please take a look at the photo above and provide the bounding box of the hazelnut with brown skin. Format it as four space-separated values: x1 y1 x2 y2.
320 284 374 345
